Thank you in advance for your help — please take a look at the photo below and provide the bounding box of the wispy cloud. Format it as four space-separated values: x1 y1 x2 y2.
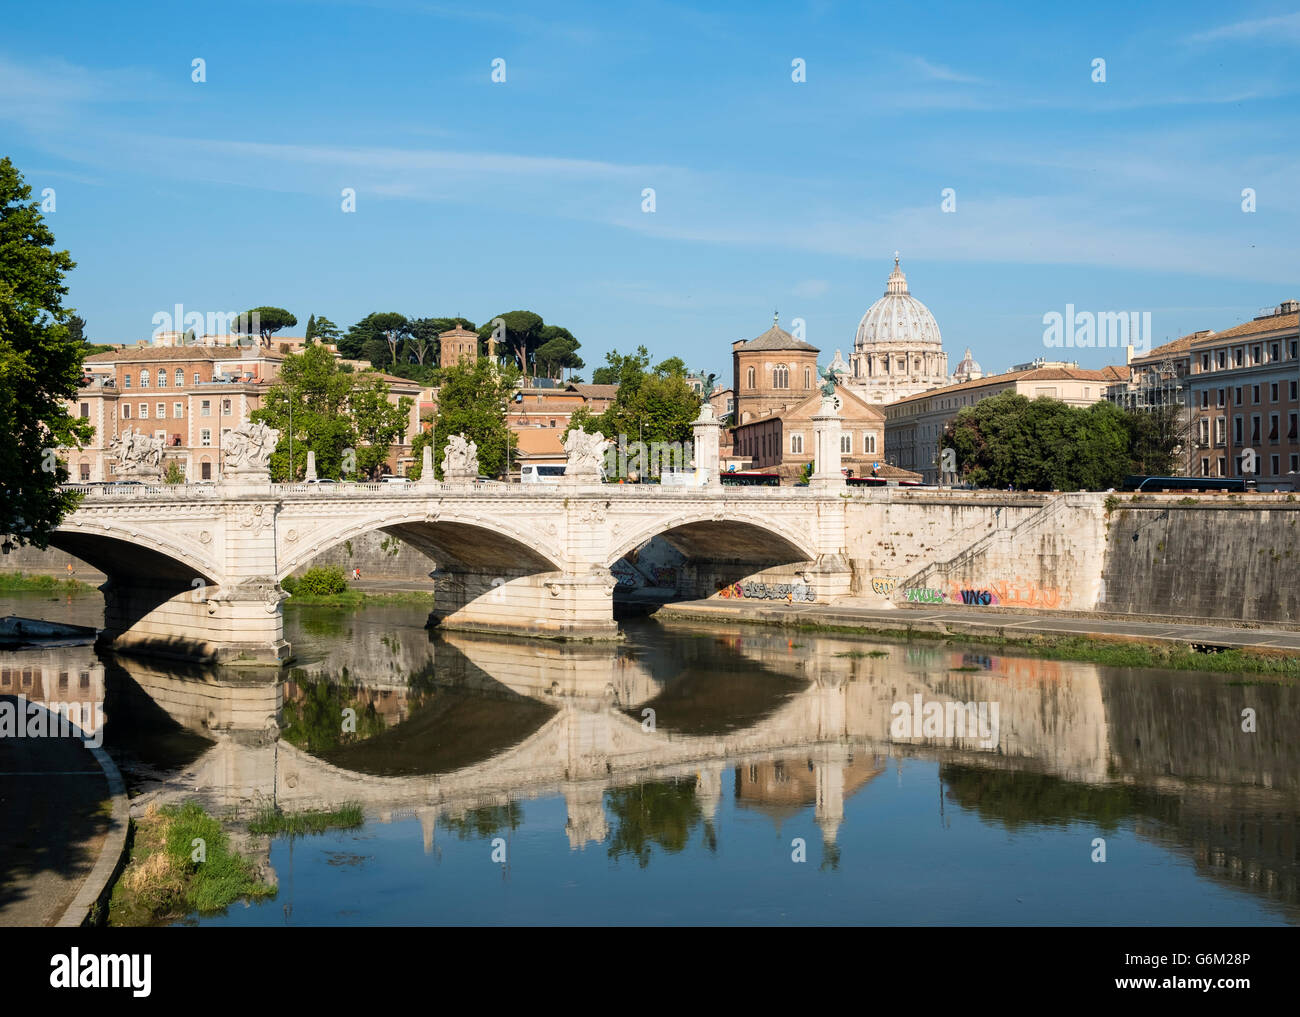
909 56 986 85
1184 11 1300 44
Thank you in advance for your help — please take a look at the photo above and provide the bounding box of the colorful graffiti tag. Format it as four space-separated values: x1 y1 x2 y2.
904 587 946 604
942 579 1063 608
870 576 902 596
717 580 814 603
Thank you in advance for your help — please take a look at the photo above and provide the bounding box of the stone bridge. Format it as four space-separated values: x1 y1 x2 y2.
52 479 854 664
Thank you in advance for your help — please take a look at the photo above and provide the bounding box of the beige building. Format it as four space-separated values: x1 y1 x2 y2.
885 362 1125 483
1105 333 1199 475
732 385 889 480
438 325 480 369
70 346 422 481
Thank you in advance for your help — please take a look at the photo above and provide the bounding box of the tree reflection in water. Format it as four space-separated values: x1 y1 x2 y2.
605 778 714 868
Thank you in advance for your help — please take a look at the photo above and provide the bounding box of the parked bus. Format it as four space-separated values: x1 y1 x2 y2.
720 472 781 487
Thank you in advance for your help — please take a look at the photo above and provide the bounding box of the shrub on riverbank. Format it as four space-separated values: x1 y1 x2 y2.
0 571 92 594
283 566 348 596
108 801 275 925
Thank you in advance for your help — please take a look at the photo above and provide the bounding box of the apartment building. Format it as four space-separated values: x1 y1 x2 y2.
1187 301 1300 486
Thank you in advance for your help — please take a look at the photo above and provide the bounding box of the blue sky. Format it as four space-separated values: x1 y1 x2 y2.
3 0 1298 380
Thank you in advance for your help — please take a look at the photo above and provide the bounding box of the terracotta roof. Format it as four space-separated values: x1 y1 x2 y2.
83 347 285 363
1131 333 1199 364
889 365 1119 405
438 326 480 339
566 383 619 400
739 322 819 353
1192 311 1298 344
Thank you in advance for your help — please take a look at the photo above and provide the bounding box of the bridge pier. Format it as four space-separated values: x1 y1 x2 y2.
100 577 290 666
429 568 621 641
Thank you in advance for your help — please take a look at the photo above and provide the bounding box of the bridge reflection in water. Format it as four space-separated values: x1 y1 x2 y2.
50 609 1300 923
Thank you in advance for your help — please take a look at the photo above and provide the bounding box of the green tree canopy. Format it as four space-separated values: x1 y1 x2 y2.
943 392 1157 491
433 358 519 479
0 157 92 546
233 306 297 347
250 343 410 480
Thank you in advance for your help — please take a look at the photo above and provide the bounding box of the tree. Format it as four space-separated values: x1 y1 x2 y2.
312 316 342 344
433 358 519 479
0 157 93 547
304 313 317 343
349 373 413 479
944 392 1144 491
563 346 698 476
405 317 442 366
251 344 357 480
479 310 543 374
67 314 85 345
233 306 297 347
1124 404 1185 476
533 327 584 380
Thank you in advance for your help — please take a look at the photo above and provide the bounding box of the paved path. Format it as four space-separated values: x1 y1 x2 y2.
0 699 115 927
655 599 1300 655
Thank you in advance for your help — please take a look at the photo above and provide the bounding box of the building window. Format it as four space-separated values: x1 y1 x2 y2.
746 366 755 389
222 398 232 416
201 461 211 480
1216 351 1225 369
790 433 804 454
201 429 211 447
1201 457 1209 476
157 369 167 388
1217 388 1225 407
1269 414 1279 442
174 402 183 418
1291 381 1298 400
193 372 200 385
1271 383 1279 402
139 403 148 419
840 433 852 454
1197 418 1209 446
1291 454 1299 473
1200 390 1209 409
79 462 90 481
201 400 211 416
1251 415 1261 443
1234 416 1243 444
1201 354 1209 371
865 433 876 454
1214 417 1225 445
1253 385 1260 404
773 365 789 389
79 402 89 418
1290 412 1298 440
1234 387 1242 405
124 374 132 389
175 369 184 386
122 404 131 419
1233 348 1243 368
1271 343 1280 362
1271 455 1280 476
1253 345 1261 365
140 369 150 387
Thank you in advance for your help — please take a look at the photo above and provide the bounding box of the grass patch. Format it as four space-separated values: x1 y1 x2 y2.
247 803 365 837
108 801 275 926
834 649 889 658
0 571 93 594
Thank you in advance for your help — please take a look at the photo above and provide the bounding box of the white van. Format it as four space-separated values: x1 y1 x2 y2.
520 464 566 484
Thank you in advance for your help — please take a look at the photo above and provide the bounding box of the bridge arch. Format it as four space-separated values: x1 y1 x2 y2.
276 506 566 581
605 510 816 571
50 520 220 586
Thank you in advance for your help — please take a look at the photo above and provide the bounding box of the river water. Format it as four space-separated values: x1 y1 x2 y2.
2 590 1297 925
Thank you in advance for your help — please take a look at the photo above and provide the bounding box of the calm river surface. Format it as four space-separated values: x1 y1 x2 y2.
3 590 1297 925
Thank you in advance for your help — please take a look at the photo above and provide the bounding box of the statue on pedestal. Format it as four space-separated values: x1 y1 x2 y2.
224 419 280 477
108 426 165 479
441 434 479 480
563 428 610 480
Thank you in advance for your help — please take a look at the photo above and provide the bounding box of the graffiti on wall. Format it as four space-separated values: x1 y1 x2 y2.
717 580 815 603
904 587 946 604
652 566 678 588
941 579 1063 608
870 576 903 596
610 560 639 588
